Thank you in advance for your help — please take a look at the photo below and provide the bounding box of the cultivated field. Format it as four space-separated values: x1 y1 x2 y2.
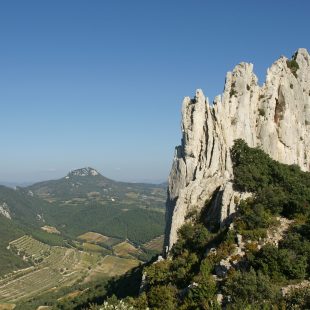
77 232 109 243
0 235 141 304
40 225 60 234
143 235 164 252
0 236 99 303
112 241 141 258
77 232 121 247
82 242 109 254
83 255 140 282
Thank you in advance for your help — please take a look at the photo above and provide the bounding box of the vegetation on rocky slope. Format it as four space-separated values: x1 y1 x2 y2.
87 140 310 309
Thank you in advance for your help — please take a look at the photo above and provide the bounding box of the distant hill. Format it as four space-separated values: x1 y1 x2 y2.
23 168 166 244
26 167 167 207
0 181 33 188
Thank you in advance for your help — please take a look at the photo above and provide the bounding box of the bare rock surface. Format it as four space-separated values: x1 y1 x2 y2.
281 280 310 296
0 202 11 220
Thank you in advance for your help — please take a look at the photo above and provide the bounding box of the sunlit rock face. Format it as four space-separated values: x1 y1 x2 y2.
165 48 310 251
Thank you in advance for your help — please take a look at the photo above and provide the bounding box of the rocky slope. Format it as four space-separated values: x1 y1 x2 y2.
165 48 310 251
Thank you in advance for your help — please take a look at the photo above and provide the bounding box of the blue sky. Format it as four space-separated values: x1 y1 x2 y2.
0 1 309 183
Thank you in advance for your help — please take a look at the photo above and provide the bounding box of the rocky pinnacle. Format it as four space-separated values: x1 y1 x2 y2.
165 48 310 252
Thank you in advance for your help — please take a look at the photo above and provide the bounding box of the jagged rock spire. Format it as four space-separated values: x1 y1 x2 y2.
165 49 310 252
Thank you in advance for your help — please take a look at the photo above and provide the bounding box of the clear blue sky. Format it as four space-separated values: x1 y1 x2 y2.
0 1 309 183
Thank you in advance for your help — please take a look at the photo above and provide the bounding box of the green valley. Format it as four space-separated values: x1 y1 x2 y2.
0 168 166 307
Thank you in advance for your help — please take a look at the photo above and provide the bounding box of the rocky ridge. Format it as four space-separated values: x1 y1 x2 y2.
165 48 310 251
67 167 99 178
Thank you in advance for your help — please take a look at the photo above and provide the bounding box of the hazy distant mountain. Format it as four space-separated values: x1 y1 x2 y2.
0 181 34 188
21 167 166 244
26 167 167 205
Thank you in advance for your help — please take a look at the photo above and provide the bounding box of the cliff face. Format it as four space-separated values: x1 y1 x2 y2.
165 48 310 251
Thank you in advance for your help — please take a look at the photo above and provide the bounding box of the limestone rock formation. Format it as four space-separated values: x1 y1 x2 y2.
165 48 310 251
0 202 11 219
67 167 99 177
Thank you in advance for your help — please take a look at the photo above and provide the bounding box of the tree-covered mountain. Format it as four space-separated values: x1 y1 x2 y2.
26 167 166 207
0 168 166 247
24 167 166 244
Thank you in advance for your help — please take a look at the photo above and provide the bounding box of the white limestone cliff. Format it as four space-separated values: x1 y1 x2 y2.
165 48 310 252
0 202 11 219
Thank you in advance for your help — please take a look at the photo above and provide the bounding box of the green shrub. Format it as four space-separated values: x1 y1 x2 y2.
171 223 213 257
236 201 273 229
170 250 199 287
199 258 214 278
230 82 237 97
287 59 299 78
258 108 265 117
144 260 171 286
231 139 310 219
223 268 279 307
147 285 178 310
184 277 219 309
251 244 307 281
284 286 310 309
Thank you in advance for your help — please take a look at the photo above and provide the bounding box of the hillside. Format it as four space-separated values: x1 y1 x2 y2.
0 216 29 276
0 186 70 276
0 168 166 307
84 141 310 309
0 185 50 227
